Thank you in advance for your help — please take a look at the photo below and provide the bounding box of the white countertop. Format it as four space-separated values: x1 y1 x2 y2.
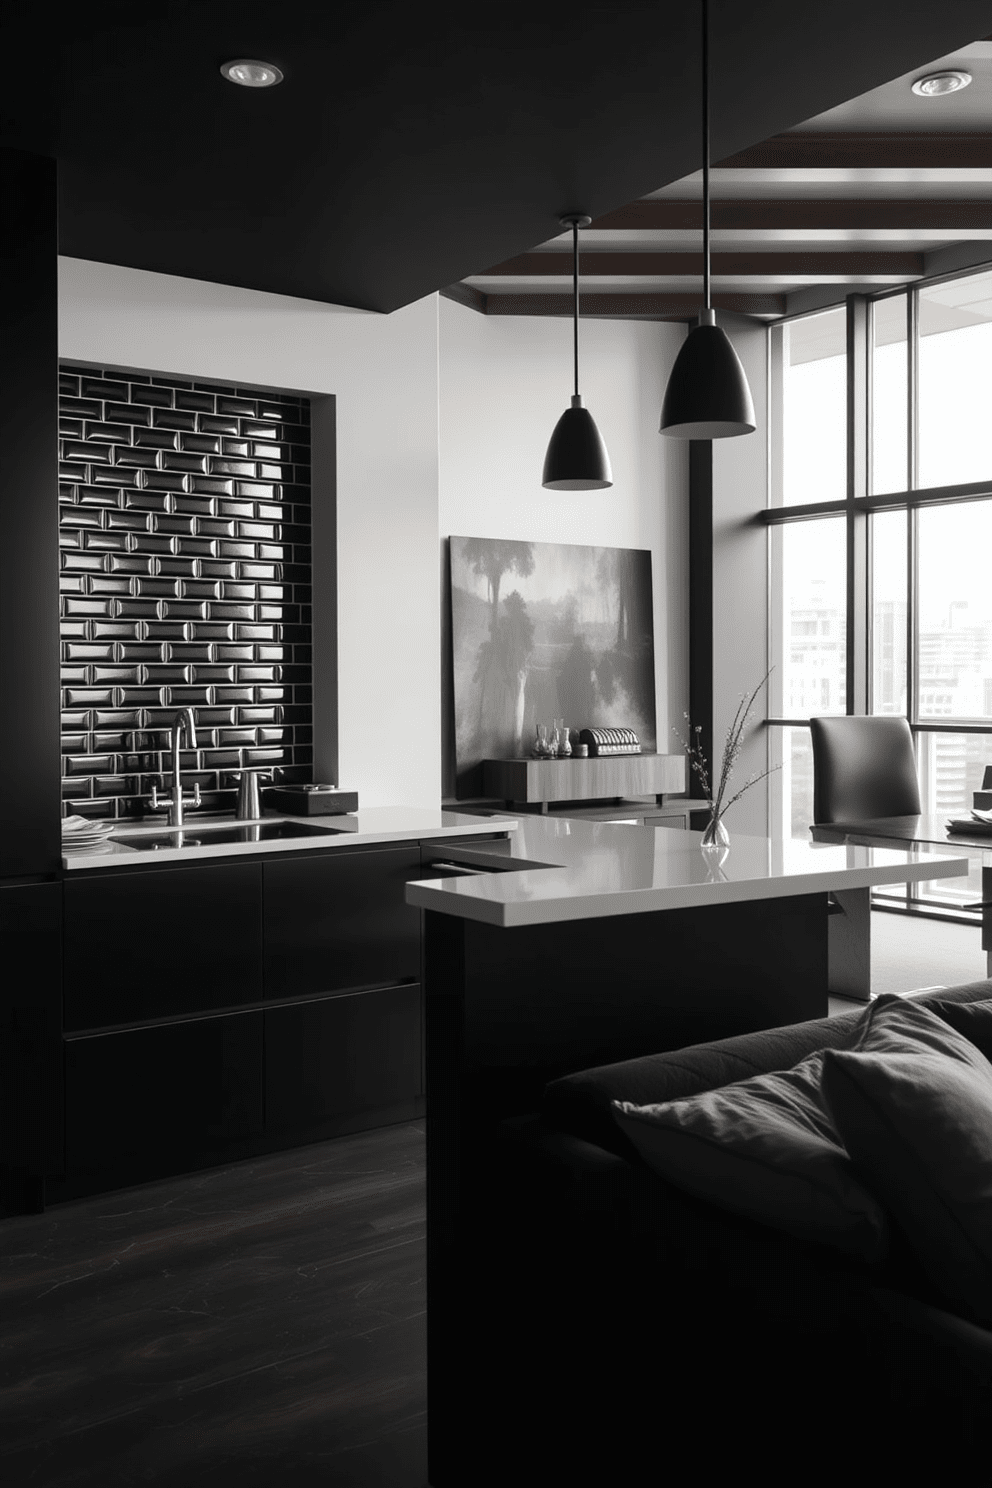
404 814 970 927
61 807 517 871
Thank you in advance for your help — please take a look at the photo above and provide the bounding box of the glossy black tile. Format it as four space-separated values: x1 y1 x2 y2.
190 476 236 497
181 433 221 454
181 579 222 599
152 513 195 534
62 552 108 573
154 409 198 432
133 384 174 407
92 467 139 487
174 495 216 516
64 440 111 464
217 396 257 416
81 376 129 400
60 366 311 813
127 492 171 512
106 510 152 532
162 451 207 473
82 531 129 552
198 560 238 580
105 401 149 424
135 427 179 449
211 458 256 478
85 421 132 444
61 505 102 528
174 390 216 413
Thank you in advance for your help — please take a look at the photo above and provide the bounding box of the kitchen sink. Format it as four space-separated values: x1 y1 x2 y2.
114 818 359 851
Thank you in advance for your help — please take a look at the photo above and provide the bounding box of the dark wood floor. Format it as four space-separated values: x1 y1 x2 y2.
0 1123 427 1487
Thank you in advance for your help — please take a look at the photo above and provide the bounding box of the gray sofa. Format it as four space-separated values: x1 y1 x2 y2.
494 978 992 1476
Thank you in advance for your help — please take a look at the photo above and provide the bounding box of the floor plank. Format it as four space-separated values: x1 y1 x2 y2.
0 1124 427 1488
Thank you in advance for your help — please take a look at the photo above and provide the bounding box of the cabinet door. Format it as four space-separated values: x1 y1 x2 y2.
264 985 422 1133
64 862 263 1031
65 1010 263 1190
0 882 63 1179
263 848 421 999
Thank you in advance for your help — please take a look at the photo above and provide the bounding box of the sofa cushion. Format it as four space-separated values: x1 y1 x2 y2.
928 997 992 1064
544 1013 857 1157
822 997 992 1326
607 1005 936 1261
542 980 992 1158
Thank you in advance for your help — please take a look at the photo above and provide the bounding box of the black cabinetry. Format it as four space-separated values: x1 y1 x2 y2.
65 1011 264 1191
0 882 63 1211
264 984 422 1135
64 862 263 1030
49 836 504 1201
263 848 421 998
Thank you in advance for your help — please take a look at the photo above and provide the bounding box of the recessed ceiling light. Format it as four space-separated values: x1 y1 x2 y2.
911 70 972 97
220 59 284 88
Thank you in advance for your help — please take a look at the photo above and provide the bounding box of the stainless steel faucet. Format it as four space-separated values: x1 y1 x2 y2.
149 708 201 826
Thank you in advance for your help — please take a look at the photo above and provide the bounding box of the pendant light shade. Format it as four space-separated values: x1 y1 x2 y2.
542 214 612 490
660 308 756 438
542 395 613 489
660 0 755 441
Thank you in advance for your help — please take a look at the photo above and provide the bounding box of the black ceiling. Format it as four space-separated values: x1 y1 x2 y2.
4 2 990 312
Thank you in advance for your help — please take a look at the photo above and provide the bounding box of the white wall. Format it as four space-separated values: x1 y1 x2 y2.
58 258 442 808
58 259 691 809
438 297 689 780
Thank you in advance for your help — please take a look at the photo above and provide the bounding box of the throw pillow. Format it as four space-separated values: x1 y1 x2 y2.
612 1045 889 1262
821 996 992 1326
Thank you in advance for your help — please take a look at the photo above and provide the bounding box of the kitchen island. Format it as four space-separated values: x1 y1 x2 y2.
408 816 968 1487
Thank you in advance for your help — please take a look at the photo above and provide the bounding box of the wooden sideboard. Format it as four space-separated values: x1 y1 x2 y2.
483 752 685 808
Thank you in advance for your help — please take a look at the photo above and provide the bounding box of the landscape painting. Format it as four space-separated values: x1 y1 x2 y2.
449 535 656 795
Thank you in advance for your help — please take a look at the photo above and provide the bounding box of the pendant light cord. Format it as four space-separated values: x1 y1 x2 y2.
572 219 580 397
702 0 710 314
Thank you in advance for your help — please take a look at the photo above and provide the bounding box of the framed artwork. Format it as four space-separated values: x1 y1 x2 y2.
449 535 656 794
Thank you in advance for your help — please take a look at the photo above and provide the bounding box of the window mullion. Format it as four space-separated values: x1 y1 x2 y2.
846 295 869 715
907 290 918 727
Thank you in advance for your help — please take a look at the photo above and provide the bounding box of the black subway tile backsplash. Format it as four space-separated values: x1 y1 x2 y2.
60 366 313 818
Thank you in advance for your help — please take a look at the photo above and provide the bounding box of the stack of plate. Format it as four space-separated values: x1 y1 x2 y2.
62 816 118 851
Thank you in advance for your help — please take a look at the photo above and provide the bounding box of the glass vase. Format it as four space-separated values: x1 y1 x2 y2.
701 812 730 850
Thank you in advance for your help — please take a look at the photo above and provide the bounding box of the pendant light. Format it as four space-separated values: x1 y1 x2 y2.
660 0 755 439
542 214 613 489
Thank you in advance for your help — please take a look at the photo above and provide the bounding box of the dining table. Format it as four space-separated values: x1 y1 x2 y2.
810 813 992 989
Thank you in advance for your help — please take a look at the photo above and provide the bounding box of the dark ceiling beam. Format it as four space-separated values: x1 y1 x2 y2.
590 200 992 231
478 251 924 277
717 132 992 169
482 292 786 319
440 283 488 314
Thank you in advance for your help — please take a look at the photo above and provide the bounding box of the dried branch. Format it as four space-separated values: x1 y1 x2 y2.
672 668 775 820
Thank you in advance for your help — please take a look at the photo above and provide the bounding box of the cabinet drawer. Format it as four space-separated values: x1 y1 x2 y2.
264 984 422 1132
65 1010 263 1187
263 848 422 999
64 862 263 1031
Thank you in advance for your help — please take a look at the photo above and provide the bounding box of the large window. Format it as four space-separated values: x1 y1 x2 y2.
767 268 992 920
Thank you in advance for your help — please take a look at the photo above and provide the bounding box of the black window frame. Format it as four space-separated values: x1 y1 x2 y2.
762 266 992 923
